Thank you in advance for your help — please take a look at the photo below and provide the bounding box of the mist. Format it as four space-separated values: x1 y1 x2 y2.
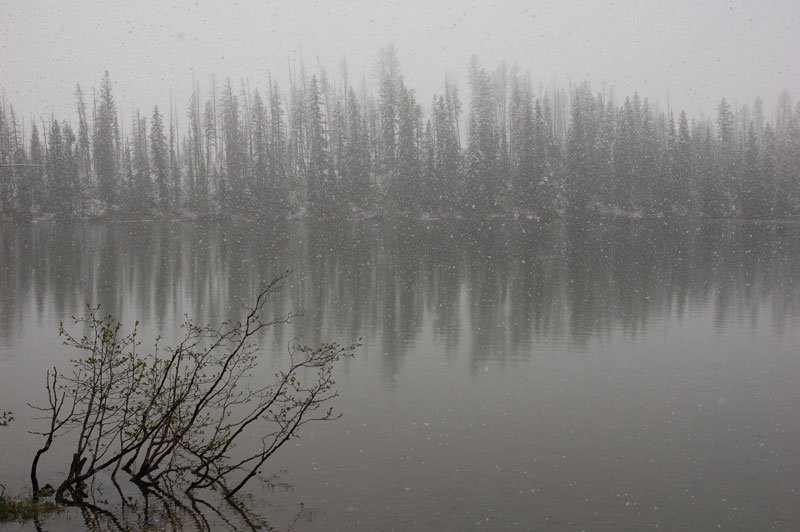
2 2 800 530
3 0 799 119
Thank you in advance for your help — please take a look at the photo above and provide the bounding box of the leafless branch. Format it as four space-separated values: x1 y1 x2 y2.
28 270 358 508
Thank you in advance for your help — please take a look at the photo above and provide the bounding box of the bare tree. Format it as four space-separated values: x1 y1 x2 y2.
29 270 358 504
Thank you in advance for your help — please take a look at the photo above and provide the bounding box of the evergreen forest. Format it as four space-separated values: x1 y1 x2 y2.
2 46 799 221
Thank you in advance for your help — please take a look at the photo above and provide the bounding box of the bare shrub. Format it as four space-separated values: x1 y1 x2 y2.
29 271 358 504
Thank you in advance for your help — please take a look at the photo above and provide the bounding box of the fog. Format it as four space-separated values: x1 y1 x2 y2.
3 2 800 530
3 0 799 119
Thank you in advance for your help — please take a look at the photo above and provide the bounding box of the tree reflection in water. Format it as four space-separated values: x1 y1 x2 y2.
31 474 310 531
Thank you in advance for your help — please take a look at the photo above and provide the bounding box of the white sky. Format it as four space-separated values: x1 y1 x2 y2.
2 0 799 123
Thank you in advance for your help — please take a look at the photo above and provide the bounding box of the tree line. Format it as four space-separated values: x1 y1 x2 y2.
1 45 799 220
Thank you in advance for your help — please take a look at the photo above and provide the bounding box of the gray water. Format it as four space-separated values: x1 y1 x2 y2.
1 219 799 530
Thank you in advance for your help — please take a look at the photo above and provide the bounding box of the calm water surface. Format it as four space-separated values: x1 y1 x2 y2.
1 219 799 530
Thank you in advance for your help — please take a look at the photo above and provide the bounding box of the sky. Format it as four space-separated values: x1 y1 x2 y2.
2 0 799 123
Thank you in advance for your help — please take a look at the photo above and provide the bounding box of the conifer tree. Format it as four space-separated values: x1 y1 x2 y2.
376 45 401 181
343 88 370 207
465 56 499 214
75 84 92 191
268 80 289 212
566 82 596 216
29 123 45 212
46 119 66 214
130 112 153 214
674 110 693 211
741 121 766 217
306 75 329 212
95 71 119 213
151 106 170 214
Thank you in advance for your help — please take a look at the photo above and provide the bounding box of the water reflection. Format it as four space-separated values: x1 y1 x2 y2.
2 219 798 367
28 478 308 532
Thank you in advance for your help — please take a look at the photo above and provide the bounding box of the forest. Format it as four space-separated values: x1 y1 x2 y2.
1 45 799 221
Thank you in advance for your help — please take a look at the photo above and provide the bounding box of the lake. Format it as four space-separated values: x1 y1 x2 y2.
1 219 799 530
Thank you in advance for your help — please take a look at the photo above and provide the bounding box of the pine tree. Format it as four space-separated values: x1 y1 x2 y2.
29 122 45 211
151 106 170 214
509 78 535 208
268 79 289 212
46 119 66 214
61 123 79 216
129 111 153 215
740 121 765 217
0 105 28 215
392 84 422 210
774 97 799 216
566 82 596 216
594 96 616 210
711 97 735 216
533 97 560 217
343 88 369 207
674 110 692 211
639 99 658 213
427 86 462 212
376 44 401 182
761 122 777 214
187 83 207 210
699 124 718 216
168 115 181 214
75 84 92 193
614 96 635 210
221 80 244 213
306 75 329 212
465 57 499 214
95 71 119 213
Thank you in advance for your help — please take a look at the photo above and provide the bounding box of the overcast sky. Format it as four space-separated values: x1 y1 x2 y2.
2 0 799 123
